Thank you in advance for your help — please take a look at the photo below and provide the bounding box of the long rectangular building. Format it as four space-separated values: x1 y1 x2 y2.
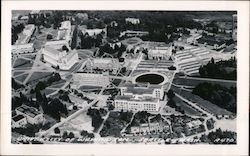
42 46 78 70
72 72 110 89
114 82 164 112
12 43 34 54
115 95 160 112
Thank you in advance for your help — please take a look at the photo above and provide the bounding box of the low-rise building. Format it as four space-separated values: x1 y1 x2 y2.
15 24 35 45
42 46 79 70
125 18 140 24
120 30 149 37
72 72 110 89
15 105 44 125
82 28 106 36
85 58 120 74
11 43 34 54
148 46 172 60
186 120 203 130
130 120 169 135
68 94 88 107
197 35 226 50
12 114 28 128
57 21 72 42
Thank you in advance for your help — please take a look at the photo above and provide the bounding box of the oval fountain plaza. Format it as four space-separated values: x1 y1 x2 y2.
132 72 169 85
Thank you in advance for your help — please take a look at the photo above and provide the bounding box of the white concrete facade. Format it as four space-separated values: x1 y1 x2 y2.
12 43 34 54
115 83 164 112
115 97 160 112
57 21 72 42
125 18 140 24
148 46 172 60
86 58 120 73
15 105 44 125
72 72 110 88
42 46 79 70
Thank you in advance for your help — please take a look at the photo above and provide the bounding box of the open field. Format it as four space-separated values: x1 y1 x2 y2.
27 72 53 83
43 88 57 95
13 58 31 68
15 73 28 83
173 96 202 116
13 71 25 77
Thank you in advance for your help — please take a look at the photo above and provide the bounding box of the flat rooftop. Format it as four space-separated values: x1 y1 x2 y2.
116 95 159 103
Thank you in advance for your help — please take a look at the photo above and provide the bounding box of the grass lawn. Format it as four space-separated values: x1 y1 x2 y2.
111 79 122 87
79 85 102 91
24 55 36 60
173 96 202 116
13 71 25 77
27 72 53 83
13 58 30 68
43 88 57 96
15 73 28 83
49 80 67 88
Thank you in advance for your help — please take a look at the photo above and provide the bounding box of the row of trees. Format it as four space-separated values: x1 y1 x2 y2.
12 78 24 90
167 90 185 114
105 11 202 41
87 108 105 132
27 11 69 29
79 32 103 49
100 111 133 137
98 43 126 58
200 128 236 144
199 57 237 80
12 23 25 45
192 82 236 113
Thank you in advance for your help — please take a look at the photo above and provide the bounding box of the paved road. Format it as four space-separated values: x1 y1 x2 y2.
180 76 236 83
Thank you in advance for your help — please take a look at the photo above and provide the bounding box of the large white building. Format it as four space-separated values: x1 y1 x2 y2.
72 72 110 89
45 40 70 50
13 105 44 126
42 46 79 70
57 21 72 42
12 43 34 54
114 83 164 112
120 83 164 100
15 24 35 45
82 28 106 36
148 46 172 60
115 95 160 112
85 58 120 74
125 18 140 24
120 30 149 37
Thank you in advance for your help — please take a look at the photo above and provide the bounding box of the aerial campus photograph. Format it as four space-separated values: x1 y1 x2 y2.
11 10 237 144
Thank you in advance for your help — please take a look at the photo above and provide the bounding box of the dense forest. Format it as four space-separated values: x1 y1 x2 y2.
199 57 237 80
192 82 236 113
